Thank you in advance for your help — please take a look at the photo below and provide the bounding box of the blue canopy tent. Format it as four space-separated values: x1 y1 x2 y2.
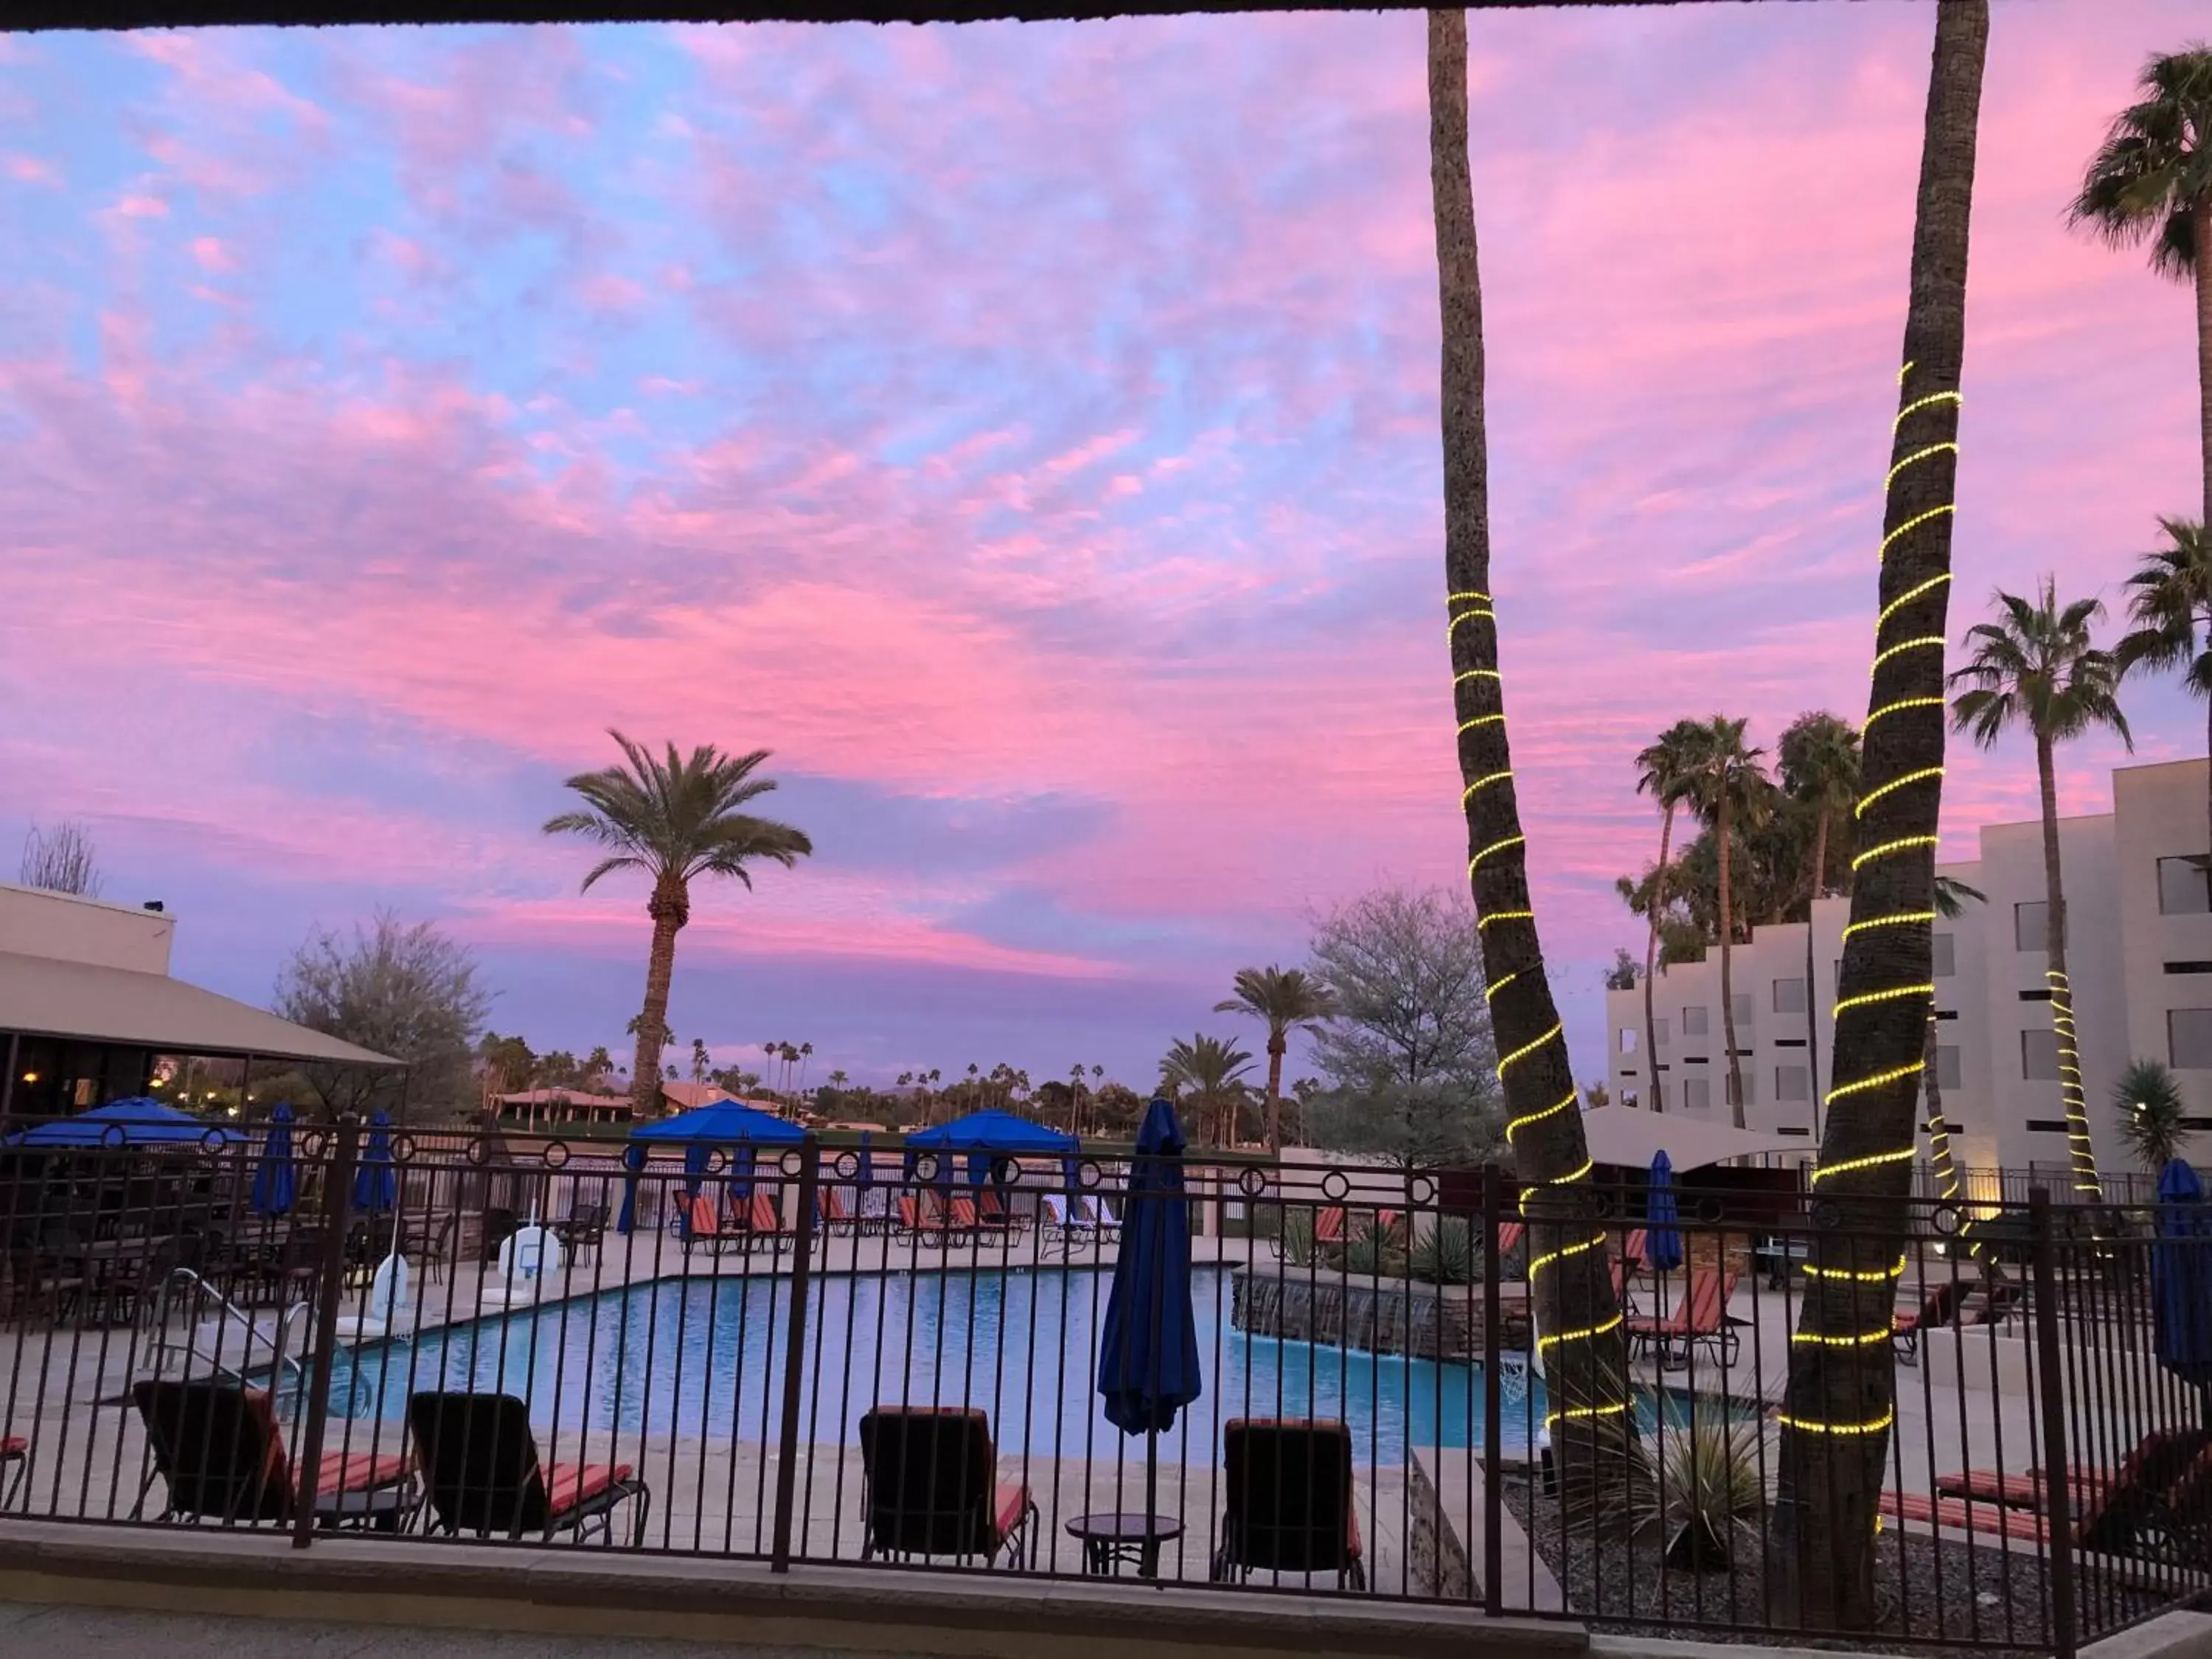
1097 1098 1201 1528
905 1109 1077 1189
616 1099 804 1234
3 1097 243 1150
1646 1150 1683 1273
2153 1158 2212 1397
352 1109 398 1213
251 1102 297 1217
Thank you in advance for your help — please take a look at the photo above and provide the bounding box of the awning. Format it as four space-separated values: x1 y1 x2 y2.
1576 1107 1803 1173
0 950 401 1068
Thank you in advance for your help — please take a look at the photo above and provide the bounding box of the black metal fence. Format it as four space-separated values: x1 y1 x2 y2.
1 1118 2207 1656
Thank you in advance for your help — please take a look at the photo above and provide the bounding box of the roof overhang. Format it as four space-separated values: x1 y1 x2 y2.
0 950 404 1068
2 0 1784 30
1577 1106 1804 1173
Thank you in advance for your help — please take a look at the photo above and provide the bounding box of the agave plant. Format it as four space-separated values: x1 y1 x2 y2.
1409 1217 1475 1285
2114 1057 2198 1172
1340 1215 1404 1277
1276 1206 1318 1267
1633 1418 1770 1572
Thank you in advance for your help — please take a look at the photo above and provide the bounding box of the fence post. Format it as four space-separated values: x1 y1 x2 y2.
770 1133 821 1573
2028 1186 2077 1659
1482 1162 1503 1616
290 1113 360 1551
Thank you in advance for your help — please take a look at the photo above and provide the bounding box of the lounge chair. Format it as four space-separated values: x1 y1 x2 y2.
897 1192 965 1249
1893 1430 2212 1559
407 1391 650 1545
1495 1220 1526 1270
1936 1464 2112 1514
1079 1193 1120 1245
1618 1228 1647 1270
1211 1419 1366 1591
1 1433 27 1511
976 1186 1023 1242
815 1184 855 1238
684 1191 734 1256
735 1191 794 1256
1892 1277 1969 1365
1625 1269 1741 1368
131 1380 414 1529
1879 1490 2050 1545
856 1406 1036 1568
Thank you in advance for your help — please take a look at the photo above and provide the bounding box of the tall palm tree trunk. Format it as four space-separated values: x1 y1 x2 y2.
2037 732 2101 1199
1265 1034 1286 1152
630 882 687 1116
1644 804 1675 1113
2197 206 2211 527
1430 6 1630 1512
1718 796 1747 1127
1772 0 1987 1630
1806 809 1829 1135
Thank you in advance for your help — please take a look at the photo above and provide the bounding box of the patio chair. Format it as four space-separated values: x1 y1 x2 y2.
736 1191 794 1256
1079 1192 1119 1245
1624 1269 1741 1368
2154 1440 2212 1567
1618 1228 1647 1271
1878 1490 2051 1545
1210 1418 1366 1591
1495 1220 1526 1266
131 1380 414 1529
1937 1463 2114 1514
1892 1276 1969 1365
417 1211 457 1285
855 1406 1035 1568
2074 1428 2212 1559
683 1191 735 1256
815 1184 855 1238
1 1433 27 1512
407 1391 650 1545
554 1203 607 1266
975 1186 1021 1242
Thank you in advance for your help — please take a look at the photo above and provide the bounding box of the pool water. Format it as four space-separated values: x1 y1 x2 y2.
325 1265 1708 1466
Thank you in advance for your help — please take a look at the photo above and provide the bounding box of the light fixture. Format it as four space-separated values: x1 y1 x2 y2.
21 1072 37 1084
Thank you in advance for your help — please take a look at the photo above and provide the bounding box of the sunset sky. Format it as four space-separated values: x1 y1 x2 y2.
1 4 2204 1097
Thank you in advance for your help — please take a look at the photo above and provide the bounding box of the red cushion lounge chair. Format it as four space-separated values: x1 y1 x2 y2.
1935 1464 2114 1514
1618 1228 1647 1271
1496 1220 1526 1259
737 1191 794 1256
131 1381 414 1528
857 1406 1035 1568
1625 1269 1741 1368
1879 1490 2050 1545
1892 1277 1969 1365
407 1391 650 1545
1315 1208 1346 1246
1 1433 28 1512
1896 1430 2212 1560
684 1191 731 1256
1211 1419 1366 1591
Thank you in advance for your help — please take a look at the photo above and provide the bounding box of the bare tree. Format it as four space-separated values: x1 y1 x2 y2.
20 820 102 898
273 909 493 1118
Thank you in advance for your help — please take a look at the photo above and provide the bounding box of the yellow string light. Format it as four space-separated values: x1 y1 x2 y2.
1778 1409 1896 1436
1842 911 1936 942
1880 505 1956 563
1538 1312 1624 1352
1458 714 1506 736
1834 984 1935 1017
1547 1401 1632 1427
1823 1060 1925 1107
1879 574 1952 632
1852 834 1941 872
1792 1327 1895 1347
1497 1021 1563 1078
1812 1144 1917 1183
1865 695 1946 731
1869 636 1947 677
1470 834 1526 873
1525 1228 1603 1279
1454 669 1501 686
1449 610 1493 637
1802 1255 1907 1282
1855 767 1945 817
1885 442 1960 493
1484 971 1519 1002
1893 390 1964 428
1480 909 1534 931
1448 591 1492 604
1505 1088 1577 1140
1461 771 1513 808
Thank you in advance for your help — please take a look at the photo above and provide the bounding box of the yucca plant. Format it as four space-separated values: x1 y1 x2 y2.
1410 1217 1475 1285
1634 1418 1770 1572
1340 1215 1403 1277
1276 1206 1318 1267
2115 1057 2198 1172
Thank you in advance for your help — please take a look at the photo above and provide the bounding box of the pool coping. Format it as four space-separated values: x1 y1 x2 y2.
0 1517 1590 1659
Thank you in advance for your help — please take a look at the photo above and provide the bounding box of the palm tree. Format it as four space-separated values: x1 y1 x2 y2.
689 1038 711 1084
1428 6 1629 1512
799 1040 814 1095
1775 2 1989 1632
1682 717 1772 1128
1632 721 1711 1114
1950 580 2133 1200
1214 966 1338 1151
1780 712 1863 1130
2114 1057 2199 1171
2069 47 2212 526
541 732 812 1119
2115 517 2212 858
1158 1034 1253 1147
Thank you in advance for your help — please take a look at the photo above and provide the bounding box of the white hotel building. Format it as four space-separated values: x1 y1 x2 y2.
1602 758 2212 1182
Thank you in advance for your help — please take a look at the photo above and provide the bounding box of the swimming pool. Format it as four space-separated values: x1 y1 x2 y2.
325 1265 1707 1466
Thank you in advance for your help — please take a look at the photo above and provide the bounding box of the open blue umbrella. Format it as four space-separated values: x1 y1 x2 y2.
3 1097 243 1149
1646 1150 1683 1273
251 1102 297 1218
352 1110 398 1213
1097 1098 1203 1524
2153 1158 2212 1392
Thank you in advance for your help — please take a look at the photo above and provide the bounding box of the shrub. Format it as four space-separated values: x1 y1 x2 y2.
1277 1206 1318 1266
1632 1419 1770 1572
1340 1215 1403 1277
1409 1217 1475 1284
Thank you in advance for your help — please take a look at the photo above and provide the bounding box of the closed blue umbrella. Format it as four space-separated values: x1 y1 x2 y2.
1097 1099 1203 1524
251 1102 297 1218
1646 1150 1683 1273
2153 1158 2212 1391
616 1142 647 1234
352 1110 397 1213
857 1130 875 1191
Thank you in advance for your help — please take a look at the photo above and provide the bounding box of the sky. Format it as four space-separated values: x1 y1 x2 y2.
1 3 2205 1099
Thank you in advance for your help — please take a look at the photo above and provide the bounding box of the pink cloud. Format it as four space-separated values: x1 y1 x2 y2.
4 153 57 185
189 237 239 272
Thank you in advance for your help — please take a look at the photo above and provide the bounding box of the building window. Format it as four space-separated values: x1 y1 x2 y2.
2022 1027 2059 1081
1728 1069 1756 1108
2015 901 2049 952
1774 1065 1809 1102
1682 1006 1708 1037
1731 993 1754 1030
1653 1017 1669 1046
1618 1026 1638 1055
2025 1119 2070 1134
1773 977 1806 1015
2158 855 2212 916
1682 1077 1712 1113
1933 933 1956 978
2169 1008 2212 1070
1936 1046 1961 1090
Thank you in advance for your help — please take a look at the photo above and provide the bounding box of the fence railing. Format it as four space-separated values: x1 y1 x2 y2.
1 1119 2206 1655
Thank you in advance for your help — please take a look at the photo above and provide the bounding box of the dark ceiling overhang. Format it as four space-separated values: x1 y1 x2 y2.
3 0 1814 34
